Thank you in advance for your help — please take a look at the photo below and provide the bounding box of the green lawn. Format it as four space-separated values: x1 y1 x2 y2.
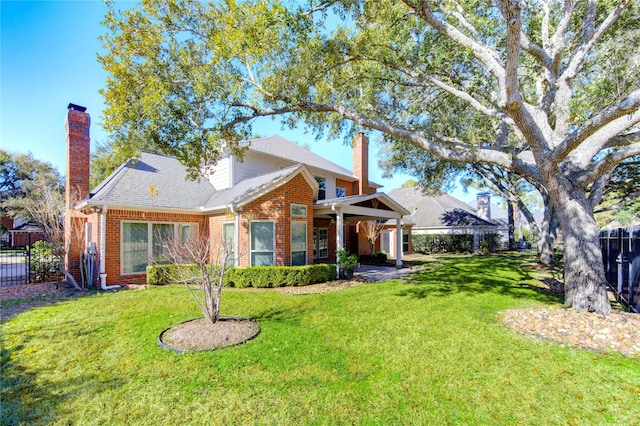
2 254 639 425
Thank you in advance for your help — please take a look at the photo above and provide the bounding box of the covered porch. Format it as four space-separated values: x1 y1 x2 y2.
314 193 410 268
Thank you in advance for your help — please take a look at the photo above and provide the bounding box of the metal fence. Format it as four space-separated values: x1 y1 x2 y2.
600 226 640 313
0 246 30 285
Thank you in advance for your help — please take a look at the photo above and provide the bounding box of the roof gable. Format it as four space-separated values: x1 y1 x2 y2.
203 164 318 211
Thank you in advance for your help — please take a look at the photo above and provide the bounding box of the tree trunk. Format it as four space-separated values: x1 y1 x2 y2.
507 200 516 250
553 191 611 314
537 200 557 266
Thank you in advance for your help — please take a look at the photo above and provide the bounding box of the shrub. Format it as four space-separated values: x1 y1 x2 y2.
28 240 61 282
412 234 474 254
147 263 337 288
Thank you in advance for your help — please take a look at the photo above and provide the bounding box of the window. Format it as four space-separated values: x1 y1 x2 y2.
250 221 275 266
313 227 329 259
291 221 307 266
315 176 326 200
152 223 173 264
291 203 307 218
336 187 346 198
122 222 149 274
222 222 236 266
403 230 410 253
121 222 198 274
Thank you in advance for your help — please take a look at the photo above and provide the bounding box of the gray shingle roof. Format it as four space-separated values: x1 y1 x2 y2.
246 136 355 179
88 152 216 210
387 187 498 229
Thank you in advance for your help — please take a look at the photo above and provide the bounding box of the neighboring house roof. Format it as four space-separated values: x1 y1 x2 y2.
9 221 43 233
203 164 318 212
86 152 216 211
387 187 498 229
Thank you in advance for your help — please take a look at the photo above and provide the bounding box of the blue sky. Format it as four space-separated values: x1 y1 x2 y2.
1 0 478 203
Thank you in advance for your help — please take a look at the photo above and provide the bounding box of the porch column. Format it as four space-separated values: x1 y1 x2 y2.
335 206 344 279
395 218 402 268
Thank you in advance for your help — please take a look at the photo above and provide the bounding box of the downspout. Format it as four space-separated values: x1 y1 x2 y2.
99 205 120 290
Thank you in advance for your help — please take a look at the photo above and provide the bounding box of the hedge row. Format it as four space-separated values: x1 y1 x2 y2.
412 233 502 254
147 263 337 288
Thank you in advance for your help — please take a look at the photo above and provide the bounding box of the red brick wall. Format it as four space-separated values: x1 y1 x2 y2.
236 173 314 266
352 133 375 195
103 210 207 285
336 178 355 197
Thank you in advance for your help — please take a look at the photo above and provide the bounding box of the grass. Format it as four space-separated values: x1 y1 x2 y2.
1 254 639 425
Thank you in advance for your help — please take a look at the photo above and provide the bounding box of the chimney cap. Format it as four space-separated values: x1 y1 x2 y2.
477 191 491 197
67 103 87 112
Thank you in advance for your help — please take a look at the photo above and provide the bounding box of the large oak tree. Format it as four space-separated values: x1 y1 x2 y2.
101 0 640 314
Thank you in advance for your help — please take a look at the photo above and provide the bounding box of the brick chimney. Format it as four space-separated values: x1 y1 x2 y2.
353 133 374 195
476 192 491 221
65 103 91 208
65 103 90 285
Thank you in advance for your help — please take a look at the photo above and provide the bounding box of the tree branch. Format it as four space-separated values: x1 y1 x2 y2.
578 141 640 187
594 190 640 213
402 0 506 96
560 0 631 83
553 87 640 164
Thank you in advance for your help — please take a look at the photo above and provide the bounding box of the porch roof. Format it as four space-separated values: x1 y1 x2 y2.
314 192 410 222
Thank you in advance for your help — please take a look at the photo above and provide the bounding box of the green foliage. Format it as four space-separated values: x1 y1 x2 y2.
336 249 359 270
479 233 503 254
412 234 475 254
28 240 61 282
146 263 336 288
0 150 62 218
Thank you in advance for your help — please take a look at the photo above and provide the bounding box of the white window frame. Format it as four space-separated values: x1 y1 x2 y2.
249 220 276 266
120 221 199 275
290 203 308 218
222 221 236 266
290 221 308 266
315 176 327 200
313 227 329 259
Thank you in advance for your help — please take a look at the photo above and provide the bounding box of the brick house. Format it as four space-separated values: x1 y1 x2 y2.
64 104 410 288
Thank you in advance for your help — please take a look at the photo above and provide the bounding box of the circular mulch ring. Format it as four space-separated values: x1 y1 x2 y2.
158 317 260 353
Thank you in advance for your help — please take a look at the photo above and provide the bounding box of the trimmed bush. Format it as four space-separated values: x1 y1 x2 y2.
225 264 337 288
412 233 502 254
147 263 337 288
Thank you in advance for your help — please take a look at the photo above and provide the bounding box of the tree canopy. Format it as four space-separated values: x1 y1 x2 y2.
101 0 640 314
0 149 63 219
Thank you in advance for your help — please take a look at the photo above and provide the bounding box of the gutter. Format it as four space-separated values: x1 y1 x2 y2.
99 205 120 290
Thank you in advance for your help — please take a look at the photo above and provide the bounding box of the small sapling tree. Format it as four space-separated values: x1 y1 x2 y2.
163 233 236 325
